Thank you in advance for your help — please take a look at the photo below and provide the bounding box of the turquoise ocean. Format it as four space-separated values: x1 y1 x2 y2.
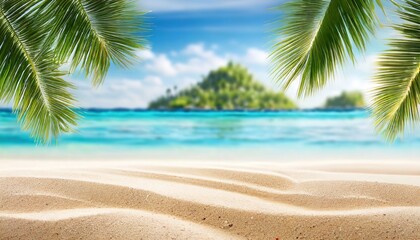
1 109 419 160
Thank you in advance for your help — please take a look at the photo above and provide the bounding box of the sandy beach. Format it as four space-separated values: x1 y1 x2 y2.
0 160 419 239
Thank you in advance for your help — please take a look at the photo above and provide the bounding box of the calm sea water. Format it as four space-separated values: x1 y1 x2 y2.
1 109 419 160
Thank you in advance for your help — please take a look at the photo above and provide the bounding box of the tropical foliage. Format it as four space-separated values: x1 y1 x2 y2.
325 91 366 109
0 0 145 142
373 0 420 140
271 0 420 140
149 63 297 110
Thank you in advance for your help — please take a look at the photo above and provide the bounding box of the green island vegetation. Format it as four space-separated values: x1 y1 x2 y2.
149 63 297 110
325 91 366 109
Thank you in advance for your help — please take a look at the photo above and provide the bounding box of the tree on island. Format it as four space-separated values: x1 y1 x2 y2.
325 91 366 109
149 63 297 110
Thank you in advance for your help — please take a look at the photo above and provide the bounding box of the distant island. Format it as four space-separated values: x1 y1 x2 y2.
149 63 297 110
325 91 366 109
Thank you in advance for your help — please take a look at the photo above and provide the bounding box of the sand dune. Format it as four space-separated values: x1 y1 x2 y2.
0 160 419 239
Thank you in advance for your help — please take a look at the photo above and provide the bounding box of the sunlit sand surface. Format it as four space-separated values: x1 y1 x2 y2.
0 160 419 239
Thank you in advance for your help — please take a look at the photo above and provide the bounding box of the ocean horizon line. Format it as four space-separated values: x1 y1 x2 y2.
0 107 368 113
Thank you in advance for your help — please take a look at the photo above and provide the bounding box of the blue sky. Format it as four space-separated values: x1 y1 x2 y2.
71 0 391 109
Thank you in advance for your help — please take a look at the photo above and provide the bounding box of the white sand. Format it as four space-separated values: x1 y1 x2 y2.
0 160 419 239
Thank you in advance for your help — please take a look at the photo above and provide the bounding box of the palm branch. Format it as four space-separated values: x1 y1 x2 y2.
0 0 77 142
40 0 146 85
0 0 145 142
372 0 420 140
270 0 381 97
271 0 420 140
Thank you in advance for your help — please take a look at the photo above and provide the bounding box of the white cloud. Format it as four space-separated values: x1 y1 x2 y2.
73 77 165 108
176 43 227 74
357 54 379 73
136 49 155 60
183 43 215 58
144 76 163 86
144 43 228 77
109 79 143 91
145 54 177 76
243 48 268 65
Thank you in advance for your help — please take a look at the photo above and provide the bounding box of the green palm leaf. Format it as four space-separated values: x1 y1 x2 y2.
271 0 380 97
372 0 420 140
0 0 77 142
0 0 146 143
41 0 145 85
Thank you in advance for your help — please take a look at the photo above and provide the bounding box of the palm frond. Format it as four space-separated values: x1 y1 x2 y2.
41 0 146 85
372 0 420 140
0 0 77 143
270 0 380 97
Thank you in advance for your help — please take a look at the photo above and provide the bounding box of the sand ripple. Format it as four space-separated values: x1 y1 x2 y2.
0 161 420 239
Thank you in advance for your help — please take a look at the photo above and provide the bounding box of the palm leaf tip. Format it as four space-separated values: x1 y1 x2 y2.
372 0 420 141
43 0 147 86
270 0 380 97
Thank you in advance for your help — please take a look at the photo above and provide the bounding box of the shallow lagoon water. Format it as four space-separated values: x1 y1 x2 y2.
1 109 419 160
